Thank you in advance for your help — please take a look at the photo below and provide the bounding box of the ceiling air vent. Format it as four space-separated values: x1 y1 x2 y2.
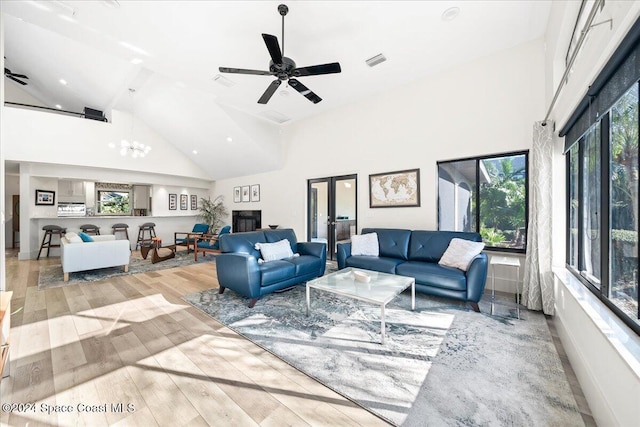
261 110 291 124
213 74 236 87
366 53 387 67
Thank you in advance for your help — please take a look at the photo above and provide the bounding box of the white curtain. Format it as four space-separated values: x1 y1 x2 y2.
523 121 555 315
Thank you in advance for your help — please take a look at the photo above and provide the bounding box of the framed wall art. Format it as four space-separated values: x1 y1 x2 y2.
190 195 198 210
35 189 55 206
233 186 241 203
180 194 188 210
369 168 420 208
250 184 260 202
169 193 177 210
241 185 250 202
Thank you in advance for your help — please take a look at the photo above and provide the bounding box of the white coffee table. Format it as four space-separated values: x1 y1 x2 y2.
306 267 415 344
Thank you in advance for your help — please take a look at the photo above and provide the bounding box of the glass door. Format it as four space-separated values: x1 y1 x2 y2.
307 174 357 260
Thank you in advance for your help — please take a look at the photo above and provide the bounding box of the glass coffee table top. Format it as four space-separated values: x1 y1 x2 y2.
306 267 415 344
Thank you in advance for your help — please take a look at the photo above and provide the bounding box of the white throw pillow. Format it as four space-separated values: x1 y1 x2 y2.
64 231 83 244
255 239 294 263
351 232 379 256
438 238 485 271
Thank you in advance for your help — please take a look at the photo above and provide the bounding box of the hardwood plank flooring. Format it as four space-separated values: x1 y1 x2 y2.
1 250 388 427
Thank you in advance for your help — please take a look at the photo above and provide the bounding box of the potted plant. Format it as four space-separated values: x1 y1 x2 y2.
199 195 229 234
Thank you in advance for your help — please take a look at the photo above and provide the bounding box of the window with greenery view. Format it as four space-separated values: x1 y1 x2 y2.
567 83 639 332
96 190 131 215
438 151 528 252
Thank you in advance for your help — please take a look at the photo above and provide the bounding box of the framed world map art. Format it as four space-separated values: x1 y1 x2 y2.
369 168 420 208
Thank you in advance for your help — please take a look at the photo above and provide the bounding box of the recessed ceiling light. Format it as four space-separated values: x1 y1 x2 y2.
226 137 233 143
442 6 460 21
108 142 116 148
192 150 198 154
130 58 143 65
59 78 67 85
55 104 62 109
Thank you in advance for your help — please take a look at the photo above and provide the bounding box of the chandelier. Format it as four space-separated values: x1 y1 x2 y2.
118 88 151 158
120 139 151 158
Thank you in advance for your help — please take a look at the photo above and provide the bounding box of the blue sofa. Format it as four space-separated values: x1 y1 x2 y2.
337 228 488 311
216 229 327 307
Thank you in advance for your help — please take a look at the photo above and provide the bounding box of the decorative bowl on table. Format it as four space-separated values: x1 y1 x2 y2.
268 225 278 229
352 270 371 283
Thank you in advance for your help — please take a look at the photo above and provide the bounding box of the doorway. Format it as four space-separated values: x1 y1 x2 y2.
307 174 357 260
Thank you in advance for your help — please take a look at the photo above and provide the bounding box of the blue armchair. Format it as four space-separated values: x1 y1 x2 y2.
174 223 209 253
193 225 231 260
216 228 326 307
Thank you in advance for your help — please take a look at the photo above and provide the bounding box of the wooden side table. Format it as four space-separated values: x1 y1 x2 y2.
490 256 521 319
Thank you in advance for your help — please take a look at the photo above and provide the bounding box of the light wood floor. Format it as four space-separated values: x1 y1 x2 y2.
1 250 389 427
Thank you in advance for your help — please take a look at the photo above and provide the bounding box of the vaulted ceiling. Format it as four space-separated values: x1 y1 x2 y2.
2 1 551 180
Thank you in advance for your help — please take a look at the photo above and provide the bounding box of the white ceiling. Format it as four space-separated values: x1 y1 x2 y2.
1 0 551 180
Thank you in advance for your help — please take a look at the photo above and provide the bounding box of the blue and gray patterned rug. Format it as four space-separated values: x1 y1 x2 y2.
38 250 217 289
183 285 583 426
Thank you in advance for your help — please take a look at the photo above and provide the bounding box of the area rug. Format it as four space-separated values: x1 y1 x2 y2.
184 285 453 425
38 250 217 289
183 287 584 426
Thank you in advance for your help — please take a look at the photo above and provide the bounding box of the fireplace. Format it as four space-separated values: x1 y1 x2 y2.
232 210 262 232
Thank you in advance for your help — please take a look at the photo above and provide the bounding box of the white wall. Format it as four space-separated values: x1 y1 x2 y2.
212 38 545 242
1 15 5 292
4 81 48 108
15 162 212 259
544 2 640 426
3 107 211 181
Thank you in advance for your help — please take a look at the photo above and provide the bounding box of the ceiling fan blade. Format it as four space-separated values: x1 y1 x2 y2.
219 67 273 76
288 78 322 104
7 75 27 85
258 80 282 104
293 62 341 77
262 33 283 64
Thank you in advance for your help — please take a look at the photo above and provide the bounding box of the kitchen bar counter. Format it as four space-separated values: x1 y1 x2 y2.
26 215 205 259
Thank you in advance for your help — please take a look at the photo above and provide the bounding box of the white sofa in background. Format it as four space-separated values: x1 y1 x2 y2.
61 232 131 281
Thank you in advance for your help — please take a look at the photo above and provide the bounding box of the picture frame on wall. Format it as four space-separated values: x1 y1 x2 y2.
35 189 55 206
369 168 421 208
169 193 177 210
233 186 241 203
190 195 198 210
241 185 250 202
250 184 260 202
180 194 188 210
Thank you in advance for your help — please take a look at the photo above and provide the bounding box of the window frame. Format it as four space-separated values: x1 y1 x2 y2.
437 150 530 254
565 84 640 336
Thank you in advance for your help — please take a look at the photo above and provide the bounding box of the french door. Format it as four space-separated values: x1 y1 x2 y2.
307 174 357 260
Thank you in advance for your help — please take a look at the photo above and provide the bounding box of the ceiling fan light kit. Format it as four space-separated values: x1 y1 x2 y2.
218 4 341 105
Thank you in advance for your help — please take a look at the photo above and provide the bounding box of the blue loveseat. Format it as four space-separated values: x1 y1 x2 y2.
337 228 488 311
216 229 326 307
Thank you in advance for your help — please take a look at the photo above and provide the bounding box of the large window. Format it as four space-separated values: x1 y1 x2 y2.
438 151 528 252
566 83 639 332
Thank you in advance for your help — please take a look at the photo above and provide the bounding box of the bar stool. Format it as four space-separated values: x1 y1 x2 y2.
112 223 130 249
136 222 157 249
37 225 67 260
79 224 101 235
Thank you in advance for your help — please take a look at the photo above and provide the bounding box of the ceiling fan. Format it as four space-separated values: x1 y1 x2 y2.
4 64 29 86
219 4 341 105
